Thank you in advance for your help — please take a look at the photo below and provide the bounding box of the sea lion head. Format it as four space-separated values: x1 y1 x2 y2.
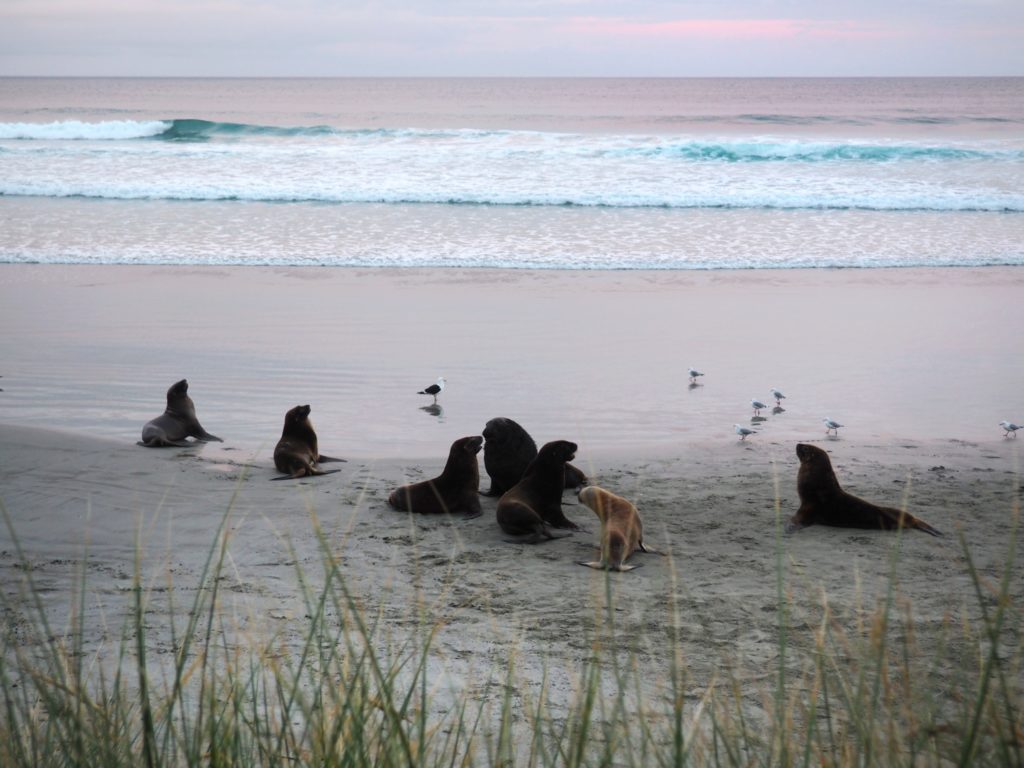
167 379 189 399
454 435 484 456
538 439 577 464
796 442 829 465
577 485 608 519
284 404 312 425
483 417 528 444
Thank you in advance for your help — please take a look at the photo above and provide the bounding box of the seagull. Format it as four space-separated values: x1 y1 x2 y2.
688 367 704 383
770 388 786 405
418 376 446 404
734 424 757 441
823 417 843 436
751 399 767 416
1000 421 1021 437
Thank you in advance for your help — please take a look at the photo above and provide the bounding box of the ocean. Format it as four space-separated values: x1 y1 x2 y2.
2 77 1023 269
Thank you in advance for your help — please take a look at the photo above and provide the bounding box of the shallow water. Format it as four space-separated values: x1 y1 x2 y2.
1 265 1021 460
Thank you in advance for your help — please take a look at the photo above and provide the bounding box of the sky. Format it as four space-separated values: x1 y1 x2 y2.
1 0 1022 77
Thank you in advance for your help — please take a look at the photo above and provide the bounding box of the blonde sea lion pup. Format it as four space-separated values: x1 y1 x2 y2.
577 485 657 572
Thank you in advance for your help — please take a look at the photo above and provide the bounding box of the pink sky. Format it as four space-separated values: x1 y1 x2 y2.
0 3 1021 76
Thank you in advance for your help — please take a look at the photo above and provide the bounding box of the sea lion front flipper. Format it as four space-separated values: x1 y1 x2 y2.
578 560 641 572
195 430 223 443
138 438 193 448
317 454 347 463
638 540 663 555
784 517 809 533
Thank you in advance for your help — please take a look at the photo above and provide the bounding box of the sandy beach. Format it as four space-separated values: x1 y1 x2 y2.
1 420 1021 727
1 263 1023 742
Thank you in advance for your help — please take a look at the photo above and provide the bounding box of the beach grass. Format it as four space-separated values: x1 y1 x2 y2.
0 483 1020 768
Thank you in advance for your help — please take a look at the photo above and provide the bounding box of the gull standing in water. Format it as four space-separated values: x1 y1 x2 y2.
688 367 704 384
751 399 767 416
734 424 757 441
771 388 786 406
418 376 446 404
823 417 843 436
1000 421 1021 437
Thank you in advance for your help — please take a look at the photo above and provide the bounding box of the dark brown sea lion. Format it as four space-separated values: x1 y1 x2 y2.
138 379 222 447
272 404 345 480
577 485 657 572
496 439 581 543
787 443 942 536
388 435 483 518
482 417 587 496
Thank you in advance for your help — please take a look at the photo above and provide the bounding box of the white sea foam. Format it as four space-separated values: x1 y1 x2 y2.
0 119 171 140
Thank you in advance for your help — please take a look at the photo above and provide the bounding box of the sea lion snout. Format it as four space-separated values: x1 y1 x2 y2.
465 435 484 453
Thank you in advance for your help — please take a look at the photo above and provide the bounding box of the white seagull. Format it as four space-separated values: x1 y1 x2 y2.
688 367 704 383
751 399 767 416
418 376 446 404
823 417 843 436
1000 421 1021 437
770 388 786 405
734 424 757 440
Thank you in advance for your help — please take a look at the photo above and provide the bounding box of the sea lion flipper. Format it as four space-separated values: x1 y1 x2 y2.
316 454 347 463
578 560 641 572
638 540 662 555
196 431 223 443
784 517 808 533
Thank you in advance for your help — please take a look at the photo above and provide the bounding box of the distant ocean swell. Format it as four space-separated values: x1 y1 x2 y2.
2 118 1022 213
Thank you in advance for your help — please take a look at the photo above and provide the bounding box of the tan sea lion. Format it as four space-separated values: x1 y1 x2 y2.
138 379 222 447
577 485 656 572
496 439 581 543
787 443 942 536
388 435 483 518
272 404 345 480
482 416 587 496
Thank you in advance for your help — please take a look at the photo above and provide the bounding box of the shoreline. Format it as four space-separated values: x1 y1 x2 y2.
2 263 1023 460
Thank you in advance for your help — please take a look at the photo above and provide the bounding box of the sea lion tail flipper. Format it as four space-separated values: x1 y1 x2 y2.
638 541 663 556
317 454 347 463
910 516 943 537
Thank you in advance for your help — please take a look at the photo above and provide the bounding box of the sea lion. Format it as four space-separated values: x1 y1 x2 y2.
138 379 222 447
388 435 483 518
577 485 656 572
787 443 942 536
496 439 581 543
482 417 587 496
272 404 345 480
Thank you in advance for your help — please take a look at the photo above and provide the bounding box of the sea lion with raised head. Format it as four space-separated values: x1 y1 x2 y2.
577 485 656 572
482 417 587 496
272 404 346 480
788 443 941 536
138 379 222 447
496 439 581 543
388 435 483 518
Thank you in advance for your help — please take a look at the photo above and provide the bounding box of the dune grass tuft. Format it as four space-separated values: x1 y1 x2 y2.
1 485 1020 767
